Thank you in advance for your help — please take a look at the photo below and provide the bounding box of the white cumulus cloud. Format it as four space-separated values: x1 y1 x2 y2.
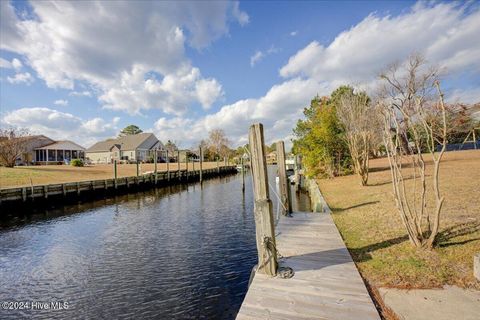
0 1 246 115
280 2 480 87
7 72 34 85
54 99 68 106
1 107 120 147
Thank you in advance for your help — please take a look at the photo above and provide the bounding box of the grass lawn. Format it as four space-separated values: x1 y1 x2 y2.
0 162 224 188
317 150 480 290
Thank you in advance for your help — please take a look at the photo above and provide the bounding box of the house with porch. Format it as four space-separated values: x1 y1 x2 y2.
86 133 164 164
15 135 86 165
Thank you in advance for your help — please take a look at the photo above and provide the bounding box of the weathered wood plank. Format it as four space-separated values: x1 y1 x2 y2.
249 123 277 276
276 141 291 215
236 211 379 320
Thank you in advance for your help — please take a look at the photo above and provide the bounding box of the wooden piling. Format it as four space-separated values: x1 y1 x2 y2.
249 123 277 276
154 150 158 184
199 146 203 183
166 150 170 181
276 141 292 215
177 150 181 181
241 157 245 193
22 187 27 202
136 160 139 177
114 160 118 189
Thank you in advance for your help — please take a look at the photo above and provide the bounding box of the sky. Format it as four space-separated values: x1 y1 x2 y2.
1 0 479 149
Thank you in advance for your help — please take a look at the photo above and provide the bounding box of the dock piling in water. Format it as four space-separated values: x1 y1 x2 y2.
249 123 277 276
199 146 203 183
276 141 291 215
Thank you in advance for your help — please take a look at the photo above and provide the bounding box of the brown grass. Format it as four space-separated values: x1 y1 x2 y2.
317 150 480 290
0 162 224 188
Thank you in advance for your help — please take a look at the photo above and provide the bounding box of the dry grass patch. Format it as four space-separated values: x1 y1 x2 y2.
317 150 480 289
0 162 223 188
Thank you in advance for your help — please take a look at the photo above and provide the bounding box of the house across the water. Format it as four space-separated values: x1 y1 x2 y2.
266 151 277 165
16 135 86 165
86 133 164 164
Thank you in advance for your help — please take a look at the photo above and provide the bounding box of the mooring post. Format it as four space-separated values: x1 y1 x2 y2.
199 146 203 183
216 157 219 173
276 141 292 215
186 155 189 181
154 150 158 185
192 157 195 175
136 160 139 177
166 150 170 181
114 160 118 189
177 150 181 181
249 123 277 276
474 129 477 150
294 155 299 193
241 156 245 193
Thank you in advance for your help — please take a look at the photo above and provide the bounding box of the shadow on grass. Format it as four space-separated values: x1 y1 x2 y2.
347 221 480 263
436 221 480 247
368 174 430 187
330 200 379 212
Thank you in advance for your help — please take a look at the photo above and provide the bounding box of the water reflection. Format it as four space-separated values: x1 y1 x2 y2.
0 166 309 319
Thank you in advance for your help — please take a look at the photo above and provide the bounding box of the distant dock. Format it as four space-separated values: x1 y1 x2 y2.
0 166 237 208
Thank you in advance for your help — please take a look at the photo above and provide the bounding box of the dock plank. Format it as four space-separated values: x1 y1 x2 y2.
236 211 379 320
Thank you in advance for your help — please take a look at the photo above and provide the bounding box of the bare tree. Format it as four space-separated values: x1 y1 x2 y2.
379 53 447 249
0 127 31 167
336 88 379 185
208 129 230 159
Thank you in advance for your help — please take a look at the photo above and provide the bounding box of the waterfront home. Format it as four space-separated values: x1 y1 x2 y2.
266 151 277 165
16 135 86 165
86 133 164 164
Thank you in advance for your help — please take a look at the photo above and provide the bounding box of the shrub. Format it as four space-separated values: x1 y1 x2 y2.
71 159 84 167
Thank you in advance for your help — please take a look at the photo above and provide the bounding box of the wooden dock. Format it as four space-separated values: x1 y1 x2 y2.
0 166 236 205
236 211 380 320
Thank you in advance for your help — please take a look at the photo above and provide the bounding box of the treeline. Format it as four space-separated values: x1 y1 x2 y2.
292 53 480 248
293 54 479 185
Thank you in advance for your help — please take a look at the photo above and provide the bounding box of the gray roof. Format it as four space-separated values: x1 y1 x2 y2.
87 133 158 152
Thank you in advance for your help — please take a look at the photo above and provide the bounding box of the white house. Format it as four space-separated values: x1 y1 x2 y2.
15 135 86 165
86 133 164 164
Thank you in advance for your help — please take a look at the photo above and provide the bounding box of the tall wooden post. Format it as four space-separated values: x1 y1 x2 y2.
136 160 139 177
294 155 300 193
154 150 158 185
241 156 245 193
166 150 170 181
177 150 181 181
276 141 292 215
249 123 277 276
216 157 219 173
186 155 189 181
474 129 477 150
114 160 118 189
199 146 203 183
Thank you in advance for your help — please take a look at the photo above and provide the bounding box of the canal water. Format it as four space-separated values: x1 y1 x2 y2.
0 166 310 319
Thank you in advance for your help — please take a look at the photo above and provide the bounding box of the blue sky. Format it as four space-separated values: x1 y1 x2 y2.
1 1 479 148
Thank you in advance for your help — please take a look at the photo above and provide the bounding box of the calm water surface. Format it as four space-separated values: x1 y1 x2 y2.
0 167 309 319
